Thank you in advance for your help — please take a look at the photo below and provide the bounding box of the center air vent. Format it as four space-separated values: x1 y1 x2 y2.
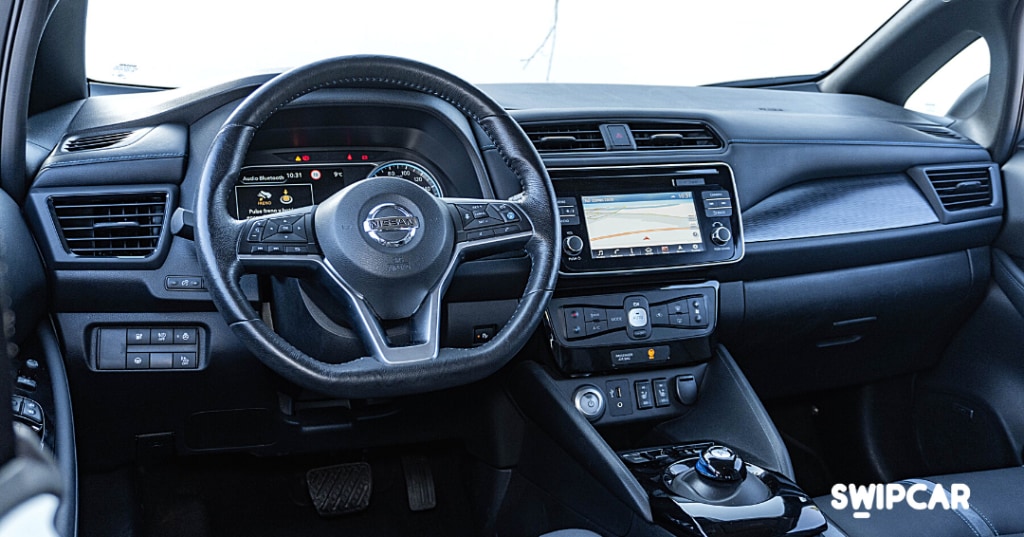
521 123 605 152
50 193 168 257
63 130 137 152
519 120 724 153
924 167 993 211
631 121 723 150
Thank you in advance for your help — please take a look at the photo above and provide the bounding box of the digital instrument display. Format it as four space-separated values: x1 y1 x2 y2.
232 160 443 219
581 192 704 259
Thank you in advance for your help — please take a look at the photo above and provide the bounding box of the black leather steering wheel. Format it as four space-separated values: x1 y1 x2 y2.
194 56 559 399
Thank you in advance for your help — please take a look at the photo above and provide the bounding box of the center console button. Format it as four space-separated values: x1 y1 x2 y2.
668 314 689 327
628 308 648 327
584 308 606 322
563 307 586 339
585 320 608 336
635 381 653 409
649 305 669 326
573 385 606 421
653 379 671 407
607 309 626 330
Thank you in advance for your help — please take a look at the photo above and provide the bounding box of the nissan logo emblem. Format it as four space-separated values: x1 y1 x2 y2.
362 203 420 247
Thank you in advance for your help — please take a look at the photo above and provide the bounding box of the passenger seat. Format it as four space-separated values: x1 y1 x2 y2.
815 467 1024 536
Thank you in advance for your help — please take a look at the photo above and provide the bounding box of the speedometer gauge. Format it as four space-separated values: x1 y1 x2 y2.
367 161 443 197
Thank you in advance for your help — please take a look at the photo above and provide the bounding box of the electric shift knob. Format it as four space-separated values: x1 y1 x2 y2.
695 445 746 483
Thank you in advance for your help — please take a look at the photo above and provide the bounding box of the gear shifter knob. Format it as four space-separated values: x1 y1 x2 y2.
695 445 746 483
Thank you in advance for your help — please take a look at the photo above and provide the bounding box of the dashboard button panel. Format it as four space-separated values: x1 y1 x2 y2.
94 326 203 371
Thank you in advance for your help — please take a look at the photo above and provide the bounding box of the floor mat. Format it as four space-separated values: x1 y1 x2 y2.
137 447 476 537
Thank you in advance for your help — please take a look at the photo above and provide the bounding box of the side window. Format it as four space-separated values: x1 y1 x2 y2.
904 38 990 117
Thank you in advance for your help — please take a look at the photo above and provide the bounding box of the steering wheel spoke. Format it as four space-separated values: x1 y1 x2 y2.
316 262 446 365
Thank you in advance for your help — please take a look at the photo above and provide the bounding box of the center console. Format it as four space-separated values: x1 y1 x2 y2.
518 162 829 536
620 443 827 536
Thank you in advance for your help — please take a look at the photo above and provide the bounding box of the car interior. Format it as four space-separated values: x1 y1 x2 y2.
4 0 1024 536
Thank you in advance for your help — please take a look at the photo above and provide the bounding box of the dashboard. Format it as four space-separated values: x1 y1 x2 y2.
14 78 1004 466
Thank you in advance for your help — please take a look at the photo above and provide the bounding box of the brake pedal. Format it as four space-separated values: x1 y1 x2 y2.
402 456 437 512
306 462 372 517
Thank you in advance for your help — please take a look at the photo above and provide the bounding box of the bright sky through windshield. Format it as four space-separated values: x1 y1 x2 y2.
87 0 907 89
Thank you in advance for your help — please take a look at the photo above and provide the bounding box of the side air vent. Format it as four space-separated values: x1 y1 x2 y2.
49 193 168 257
521 123 606 152
63 130 136 152
924 167 993 211
908 124 968 142
631 122 723 150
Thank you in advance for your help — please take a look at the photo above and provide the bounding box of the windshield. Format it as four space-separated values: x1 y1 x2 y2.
86 0 907 89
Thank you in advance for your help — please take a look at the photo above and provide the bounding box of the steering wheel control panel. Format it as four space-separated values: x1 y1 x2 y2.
550 163 742 275
546 284 717 374
93 326 204 371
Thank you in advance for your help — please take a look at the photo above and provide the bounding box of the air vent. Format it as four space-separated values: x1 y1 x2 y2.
521 123 606 152
909 124 968 141
50 193 167 257
63 130 135 152
632 122 722 150
924 167 993 211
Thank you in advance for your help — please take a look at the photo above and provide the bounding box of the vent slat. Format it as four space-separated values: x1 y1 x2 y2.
49 193 167 258
631 121 723 150
925 167 993 211
63 130 135 152
521 122 606 152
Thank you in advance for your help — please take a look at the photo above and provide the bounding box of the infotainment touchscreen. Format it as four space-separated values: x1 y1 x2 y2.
580 192 704 259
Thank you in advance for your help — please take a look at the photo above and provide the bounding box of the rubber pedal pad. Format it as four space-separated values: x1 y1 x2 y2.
402 456 436 512
306 462 372 516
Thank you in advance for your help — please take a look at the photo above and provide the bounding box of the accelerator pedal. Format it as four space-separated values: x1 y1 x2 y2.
402 456 437 512
306 462 372 516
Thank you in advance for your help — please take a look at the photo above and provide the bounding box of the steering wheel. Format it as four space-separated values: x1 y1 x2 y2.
194 56 559 399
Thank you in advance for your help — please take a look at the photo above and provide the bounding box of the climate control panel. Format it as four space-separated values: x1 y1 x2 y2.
546 284 717 374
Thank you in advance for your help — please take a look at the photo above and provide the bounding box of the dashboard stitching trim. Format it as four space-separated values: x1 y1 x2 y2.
730 139 978 149
41 152 186 168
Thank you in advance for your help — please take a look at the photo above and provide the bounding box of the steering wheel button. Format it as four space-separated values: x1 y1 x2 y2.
465 216 502 230
278 223 293 234
285 245 308 254
466 229 494 241
249 244 267 254
20 400 42 425
268 245 284 254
